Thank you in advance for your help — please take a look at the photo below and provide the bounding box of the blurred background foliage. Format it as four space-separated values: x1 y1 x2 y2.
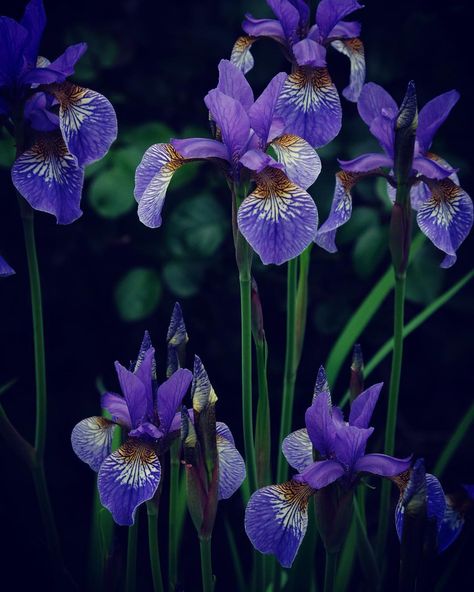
0 0 472 588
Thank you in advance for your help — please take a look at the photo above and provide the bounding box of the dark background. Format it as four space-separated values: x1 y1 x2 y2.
0 0 472 589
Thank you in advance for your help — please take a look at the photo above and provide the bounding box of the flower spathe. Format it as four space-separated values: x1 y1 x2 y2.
0 0 117 224
315 82 473 267
71 333 192 526
231 0 366 147
245 367 411 567
134 59 321 265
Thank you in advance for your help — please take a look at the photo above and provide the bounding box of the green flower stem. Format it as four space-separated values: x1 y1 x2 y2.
168 440 181 590
254 338 271 488
276 258 298 484
323 552 338 592
224 520 246 592
240 270 258 496
294 245 312 368
353 494 380 587
147 502 164 592
434 400 474 478
126 512 140 592
199 536 214 592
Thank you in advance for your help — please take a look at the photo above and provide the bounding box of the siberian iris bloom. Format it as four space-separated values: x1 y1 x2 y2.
71 333 193 525
315 82 473 267
245 367 411 567
135 59 320 265
0 0 117 223
231 0 365 147
0 256 15 277
393 459 474 554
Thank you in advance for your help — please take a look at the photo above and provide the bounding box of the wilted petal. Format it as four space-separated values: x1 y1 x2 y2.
249 72 287 144
416 179 473 262
334 425 374 470
316 0 364 40
276 66 342 148
282 428 313 472
271 134 321 189
98 439 161 526
293 39 327 67
134 143 184 228
295 459 345 488
47 82 117 166
237 167 318 265
242 14 286 44
330 37 365 102
157 368 193 435
417 90 460 153
356 453 411 477
0 256 15 277
217 434 246 499
348 383 382 428
245 481 313 568
71 416 117 472
230 35 256 75
216 59 254 111
11 131 84 224
101 392 132 428
339 152 393 172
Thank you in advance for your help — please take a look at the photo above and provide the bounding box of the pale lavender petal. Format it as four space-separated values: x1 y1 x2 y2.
171 137 228 161
330 37 365 102
216 421 235 446
101 392 132 428
316 0 364 41
134 143 184 228
333 425 374 470
249 72 287 144
216 59 254 111
11 131 84 224
339 152 392 172
417 90 460 153
348 383 382 428
230 35 256 75
276 66 342 148
305 392 336 456
0 256 15 277
355 453 411 477
245 481 313 567
98 439 161 526
71 416 117 472
217 434 246 499
114 361 147 429
157 368 193 435
292 39 327 67
242 14 286 44
237 167 318 265
282 428 313 472
294 459 345 488
271 134 321 190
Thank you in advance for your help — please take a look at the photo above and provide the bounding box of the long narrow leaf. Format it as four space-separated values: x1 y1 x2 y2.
224 519 247 592
434 401 474 478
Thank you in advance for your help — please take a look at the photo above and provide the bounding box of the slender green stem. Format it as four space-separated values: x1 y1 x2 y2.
168 440 181 590
224 520 246 592
294 245 312 368
323 552 338 592
147 502 164 592
434 401 474 478
255 339 271 487
376 274 406 560
199 536 214 592
126 512 140 592
354 495 380 588
240 273 257 496
277 258 298 484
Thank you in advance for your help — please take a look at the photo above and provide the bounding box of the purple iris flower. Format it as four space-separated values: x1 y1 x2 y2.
316 82 473 267
245 367 411 567
135 59 321 265
231 0 366 147
72 333 193 525
0 256 15 277
393 459 474 554
1 0 117 224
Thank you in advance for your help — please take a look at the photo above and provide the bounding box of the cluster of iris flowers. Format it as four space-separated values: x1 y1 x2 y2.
0 0 472 591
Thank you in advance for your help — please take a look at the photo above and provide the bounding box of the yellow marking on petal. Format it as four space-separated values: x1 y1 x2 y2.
52 82 95 133
272 481 314 528
18 133 76 186
420 179 466 229
279 67 338 114
115 440 158 487
230 35 256 74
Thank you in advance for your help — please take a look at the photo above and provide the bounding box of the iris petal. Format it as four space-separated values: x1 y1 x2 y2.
217 434 246 500
331 38 365 102
71 416 117 472
230 35 256 75
282 428 313 472
157 368 193 435
270 134 321 190
0 256 15 277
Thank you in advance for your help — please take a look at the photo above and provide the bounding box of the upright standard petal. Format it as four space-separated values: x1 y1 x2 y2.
248 72 287 145
267 0 300 44
135 143 184 228
157 368 193 435
101 392 132 428
348 383 382 428
292 39 327 68
98 439 161 526
216 59 254 111
0 256 15 277
294 459 345 489
316 0 364 41
305 392 336 457
133 347 155 420
270 134 321 189
11 131 84 224
20 0 46 66
22 43 87 85
46 82 117 166
333 425 374 471
282 428 313 472
0 17 28 86
275 66 342 148
230 35 256 75
71 416 117 472
114 361 147 428
357 82 398 128
331 37 365 102
217 433 246 500
416 178 473 263
245 481 313 568
237 167 318 265
417 90 460 153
